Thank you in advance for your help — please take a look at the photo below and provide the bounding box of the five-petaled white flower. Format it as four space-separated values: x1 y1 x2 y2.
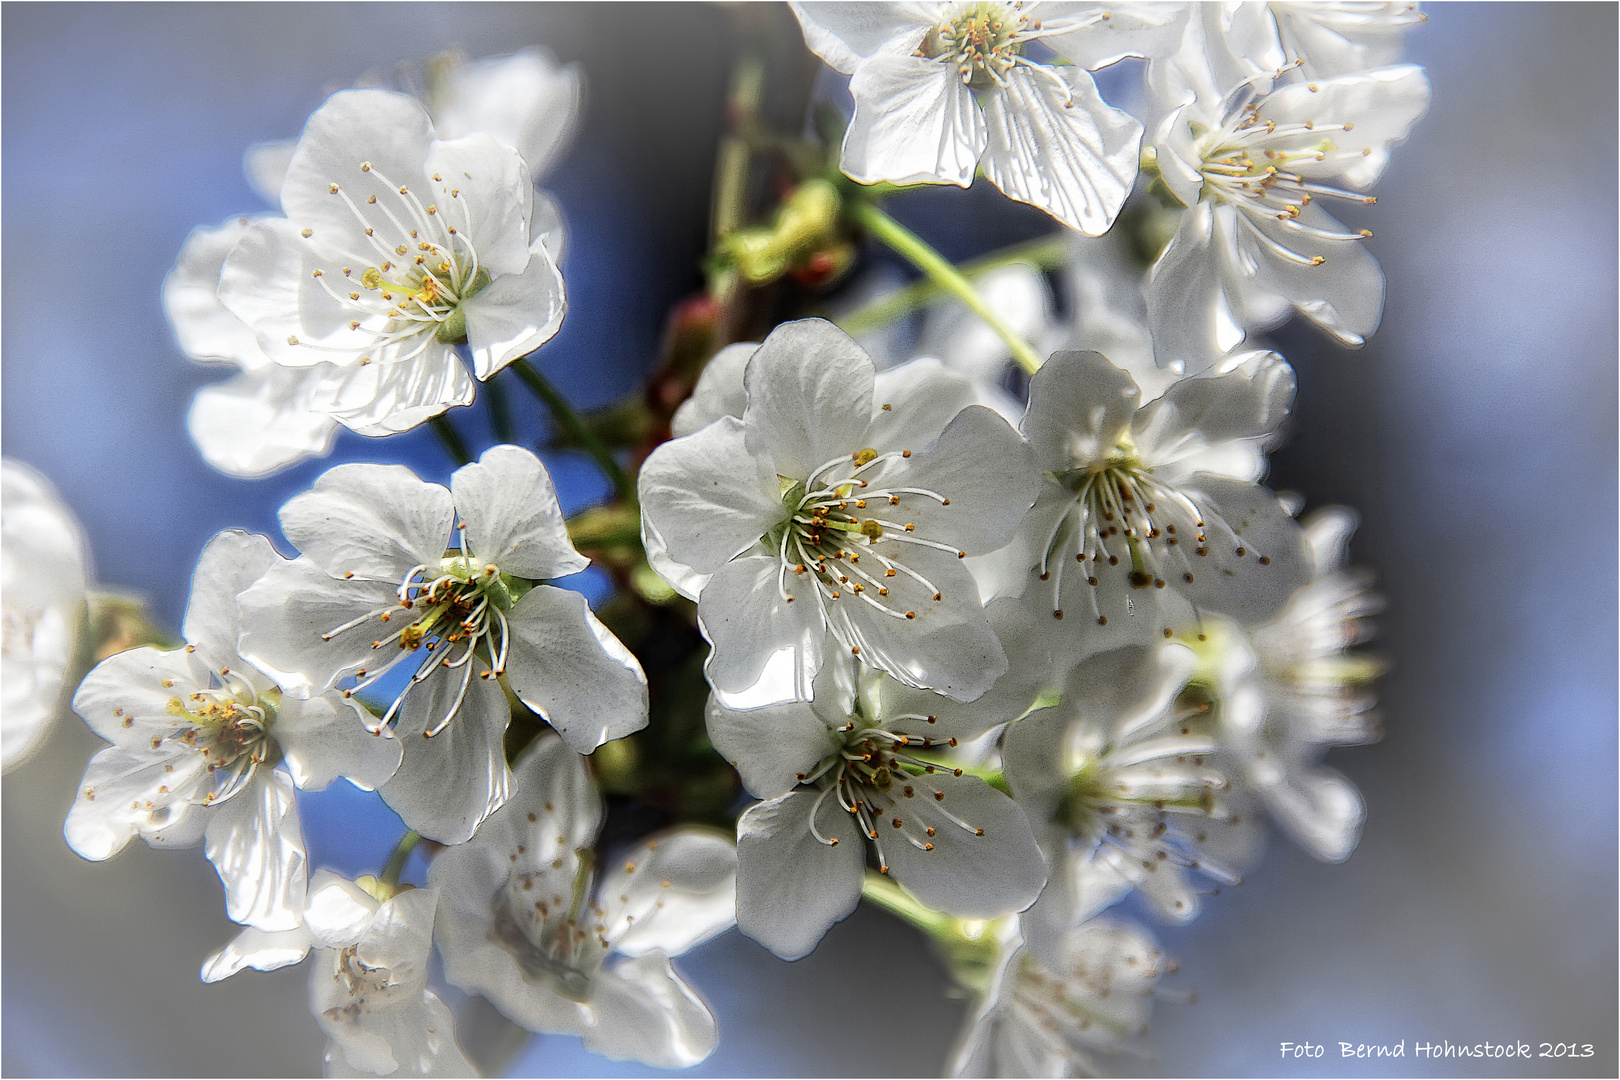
219 89 566 437
65 531 401 932
1002 643 1263 940
639 318 1039 707
2 460 91 771
949 917 1167 1078
791 2 1186 233
430 734 737 1068
1005 348 1309 654
239 446 648 845
1146 15 1430 371
1195 505 1383 862
715 653 1047 959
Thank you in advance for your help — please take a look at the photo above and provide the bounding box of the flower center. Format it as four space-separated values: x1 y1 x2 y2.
798 716 984 875
1194 89 1377 265
323 538 519 737
920 1 1029 89
163 667 278 804
1038 446 1207 620
295 161 493 365
762 448 964 650
496 848 605 1003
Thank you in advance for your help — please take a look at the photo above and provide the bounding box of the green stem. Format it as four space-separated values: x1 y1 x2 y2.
429 415 472 466
834 234 1070 337
509 357 636 502
707 51 766 303
484 370 515 445
848 201 1046 375
380 830 422 892
861 871 955 937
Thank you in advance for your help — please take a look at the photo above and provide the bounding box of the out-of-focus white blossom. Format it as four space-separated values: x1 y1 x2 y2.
950 917 1166 1078
66 531 400 931
2 460 91 771
218 90 566 438
1147 14 1430 371
1196 505 1383 862
240 447 647 844
792 2 1184 233
1003 643 1264 946
716 654 1046 959
639 318 1038 707
430 734 736 1068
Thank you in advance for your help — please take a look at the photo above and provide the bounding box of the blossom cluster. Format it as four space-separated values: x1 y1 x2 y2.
4 5 1425 1076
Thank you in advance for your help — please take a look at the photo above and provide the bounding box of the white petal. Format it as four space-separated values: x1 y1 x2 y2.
205 768 308 931
735 791 864 959
872 403 1040 555
864 358 981 457
980 66 1140 235
705 697 836 800
238 560 402 698
1146 203 1253 374
275 692 401 792
216 216 327 367
70 646 206 745
189 366 341 478
1043 4 1191 69
199 925 312 983
1021 350 1141 472
422 134 534 278
843 54 986 187
183 530 279 675
434 49 583 179
741 318 877 481
789 2 933 74
1237 204 1386 347
502 585 648 754
304 869 380 948
1259 65 1431 189
669 341 757 439
281 90 436 259
279 463 455 581
696 554 826 703
450 446 586 580
164 216 276 366
1176 475 1312 623
585 952 718 1068
1131 351 1295 460
878 772 1046 918
64 745 207 861
461 239 566 379
309 347 475 436
598 830 737 957
827 546 1007 703
636 416 781 577
381 668 511 844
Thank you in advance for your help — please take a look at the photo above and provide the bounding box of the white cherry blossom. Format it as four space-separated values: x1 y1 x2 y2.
1004 348 1309 656
792 1 1181 233
1195 505 1383 862
239 446 647 844
201 872 474 1077
65 531 400 931
1147 16 1430 371
717 653 1047 959
218 89 566 437
2 460 91 771
639 318 1039 707
1002 643 1264 940
950 917 1166 1078
430 734 736 1068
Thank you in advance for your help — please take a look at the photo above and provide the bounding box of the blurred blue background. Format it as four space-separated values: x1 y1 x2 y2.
3 3 1614 1077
